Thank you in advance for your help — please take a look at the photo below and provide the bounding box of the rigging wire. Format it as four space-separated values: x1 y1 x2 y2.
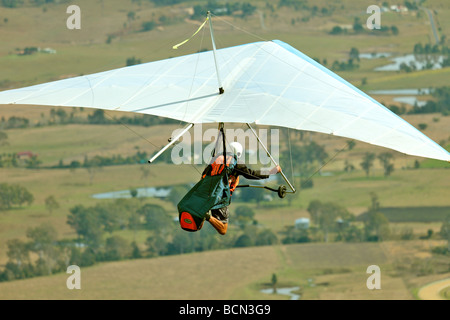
181 19 207 124
102 111 159 149
302 139 355 186
102 14 351 187
90 28 211 176
208 14 354 186
102 110 202 176
287 128 295 185
210 12 372 104
210 13 268 42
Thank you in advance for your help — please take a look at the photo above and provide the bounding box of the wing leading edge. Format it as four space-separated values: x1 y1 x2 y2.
0 40 448 161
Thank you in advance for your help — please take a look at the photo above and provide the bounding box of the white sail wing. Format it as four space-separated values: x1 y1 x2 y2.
0 40 449 161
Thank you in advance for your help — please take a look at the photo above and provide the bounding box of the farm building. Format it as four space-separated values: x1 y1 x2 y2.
16 151 37 160
295 218 310 230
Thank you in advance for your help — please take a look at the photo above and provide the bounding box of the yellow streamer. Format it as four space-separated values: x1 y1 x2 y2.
172 17 209 50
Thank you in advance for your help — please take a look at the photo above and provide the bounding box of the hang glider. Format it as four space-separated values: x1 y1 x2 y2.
0 36 449 165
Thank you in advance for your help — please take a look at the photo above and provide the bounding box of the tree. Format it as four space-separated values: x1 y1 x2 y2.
44 195 60 214
283 141 328 180
440 215 450 252
234 205 255 227
167 185 190 207
141 20 156 32
137 203 171 231
146 232 170 257
391 25 399 35
346 140 356 150
240 2 256 18
25 154 41 168
26 224 60 275
0 131 8 146
307 200 350 242
129 188 138 198
369 192 380 212
87 109 107 124
281 226 310 244
67 205 103 248
96 202 128 233
418 123 427 130
344 160 355 172
378 152 394 177
126 57 141 66
1 0 24 8
85 157 102 185
353 17 364 33
349 47 360 61
0 183 34 210
330 25 343 35
237 185 264 205
168 231 194 255
363 193 390 241
128 211 141 241
256 229 278 246
104 235 131 261
360 152 375 177
4 238 33 280
127 11 136 22
6 239 30 268
271 273 277 294
130 241 142 259
55 108 67 123
234 234 253 248
365 211 390 241
336 224 364 242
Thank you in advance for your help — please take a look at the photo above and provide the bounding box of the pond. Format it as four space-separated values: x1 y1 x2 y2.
374 54 445 71
369 89 431 95
359 52 392 59
92 187 171 199
369 88 430 107
260 287 301 300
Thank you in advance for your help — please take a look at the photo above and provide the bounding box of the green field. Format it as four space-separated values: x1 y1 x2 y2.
0 0 449 300
0 0 449 91
0 240 447 300
358 206 450 222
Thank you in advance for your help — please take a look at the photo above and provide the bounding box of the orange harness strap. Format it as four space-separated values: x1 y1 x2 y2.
210 155 234 176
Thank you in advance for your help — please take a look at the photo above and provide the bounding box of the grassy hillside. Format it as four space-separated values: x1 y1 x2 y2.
0 0 449 300
0 241 447 300
0 0 449 91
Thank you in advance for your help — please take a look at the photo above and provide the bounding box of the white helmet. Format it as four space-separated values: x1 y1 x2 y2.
229 142 243 159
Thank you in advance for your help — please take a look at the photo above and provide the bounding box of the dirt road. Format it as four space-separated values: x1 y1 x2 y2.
418 278 450 300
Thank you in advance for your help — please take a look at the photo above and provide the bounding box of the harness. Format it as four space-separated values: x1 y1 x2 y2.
177 124 237 232
202 154 240 193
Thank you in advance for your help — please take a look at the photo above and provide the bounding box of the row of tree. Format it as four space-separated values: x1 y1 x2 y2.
0 109 177 130
191 0 256 20
0 198 278 281
330 17 399 36
2 190 449 282
409 87 450 115
358 152 395 177
57 151 149 170
282 193 390 244
0 183 33 210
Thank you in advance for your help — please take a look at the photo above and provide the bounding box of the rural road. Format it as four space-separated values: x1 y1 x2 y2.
417 278 450 300
421 7 440 44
